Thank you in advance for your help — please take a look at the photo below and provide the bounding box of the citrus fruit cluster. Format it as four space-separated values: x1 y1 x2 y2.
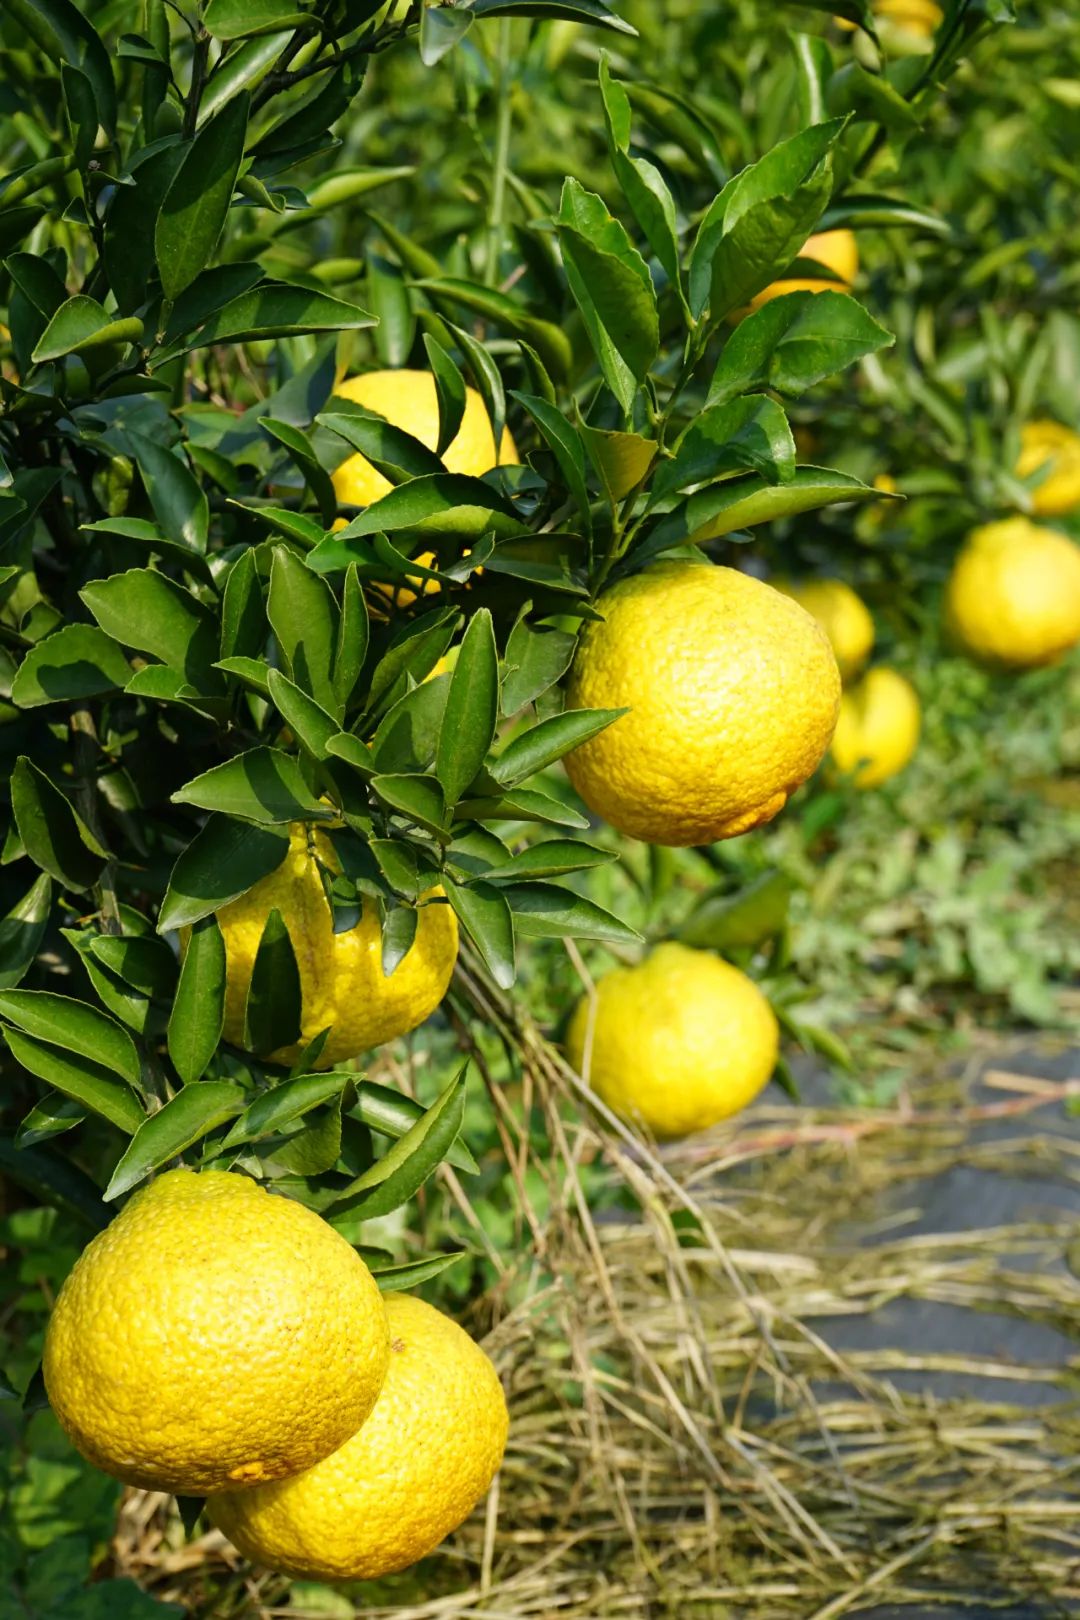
43 1170 508 1581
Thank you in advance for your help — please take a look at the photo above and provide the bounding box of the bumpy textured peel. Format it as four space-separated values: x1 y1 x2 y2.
209 1293 509 1581
944 517 1080 668
830 666 921 788
43 1170 390 1495
215 823 458 1068
566 942 779 1140
564 562 842 846
777 578 875 683
1015 419 1080 518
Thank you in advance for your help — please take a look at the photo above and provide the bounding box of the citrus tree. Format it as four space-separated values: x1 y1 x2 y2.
0 0 1033 1604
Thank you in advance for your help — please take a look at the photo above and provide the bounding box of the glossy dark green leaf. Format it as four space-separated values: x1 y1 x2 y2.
380 905 418 977
318 405 444 490
168 916 226 1085
501 617 577 715
502 883 642 946
204 0 309 39
63 928 155 1035
556 178 659 413
325 474 527 549
483 838 616 882
365 611 459 712
330 1065 468 1218
370 774 448 838
81 569 222 692
490 707 623 787
467 0 635 32
10 624 131 708
261 417 337 527
652 397 796 499
371 678 449 775
457 786 590 829
0 874 52 989
10 756 106 892
105 1081 246 1200
641 464 878 549
7 0 118 130
708 291 893 406
267 668 340 760
511 392 591 526
104 141 186 313
367 255 415 368
1 1025 144 1134
443 877 515 987
15 1091 86 1149
127 430 210 552
79 517 215 585
422 332 467 459
599 58 683 300
0 989 140 1082
89 935 178 1002
411 276 572 383
223 1072 351 1148
156 92 250 301
817 193 950 235
171 748 331 824
159 816 289 931
165 282 375 353
243 907 303 1056
220 547 268 660
333 564 368 713
30 296 142 363
436 609 499 806
268 545 339 714
352 1079 476 1172
372 1251 467 1292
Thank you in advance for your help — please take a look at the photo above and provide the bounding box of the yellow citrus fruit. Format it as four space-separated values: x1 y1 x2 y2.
746 229 859 313
330 368 519 509
1015 419 1080 517
209 1294 508 1580
564 562 841 846
43 1170 389 1495
214 823 458 1068
944 517 1080 668
566 943 778 1140
776 578 874 682
830 666 920 788
836 0 940 35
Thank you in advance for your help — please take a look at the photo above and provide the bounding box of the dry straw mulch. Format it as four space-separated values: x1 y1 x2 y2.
114 1021 1080 1620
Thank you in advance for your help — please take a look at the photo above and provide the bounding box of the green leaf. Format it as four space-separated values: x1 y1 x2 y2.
511 393 591 527
204 0 310 39
381 906 418 976
30 296 143 364
243 907 303 1056
222 1072 351 1148
80 569 222 693
330 1066 468 1218
677 870 792 951
262 417 337 527
352 1079 476 1172
410 276 573 384
16 1092 86 1149
652 397 796 499
267 546 339 714
10 756 106 893
504 883 643 945
599 58 683 301
0 874 52 989
707 290 893 406
436 609 499 806
371 679 449 775
220 547 268 661
127 431 210 552
443 878 515 988
367 255 416 369
556 178 659 414
7 0 118 130
79 517 215 585
105 1081 246 1199
370 774 448 838
458 786 590 829
501 617 577 715
171 748 331 825
168 916 226 1085
89 935 178 1003
466 0 635 31
324 474 527 547
422 333 467 458
318 407 445 489
333 564 369 713
0 990 140 1082
159 816 289 931
818 193 950 235
1 1025 144 1134
156 91 250 301
10 624 131 708
490 707 623 787
483 838 616 882
162 282 375 355
267 669 340 761
580 424 657 505
372 1252 467 1292
642 464 879 549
